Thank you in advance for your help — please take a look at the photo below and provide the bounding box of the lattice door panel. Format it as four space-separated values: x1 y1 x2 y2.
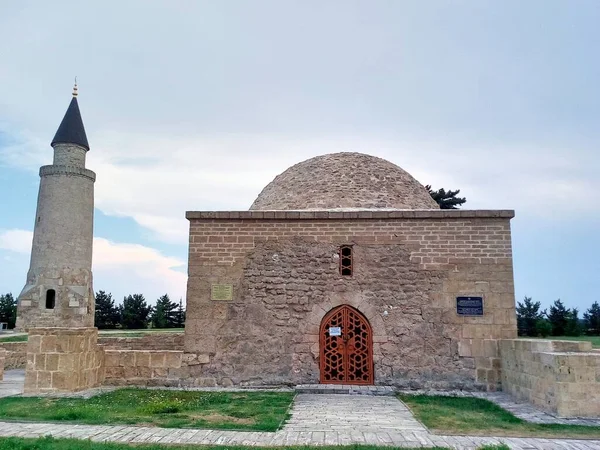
319 305 374 385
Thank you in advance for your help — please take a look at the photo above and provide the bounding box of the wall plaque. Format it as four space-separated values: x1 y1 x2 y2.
211 284 233 301
456 296 484 316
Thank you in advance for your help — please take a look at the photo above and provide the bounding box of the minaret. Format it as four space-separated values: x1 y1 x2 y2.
16 83 96 330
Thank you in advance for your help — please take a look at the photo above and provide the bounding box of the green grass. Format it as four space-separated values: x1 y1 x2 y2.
0 389 294 431
400 394 600 438
0 437 512 450
0 335 27 342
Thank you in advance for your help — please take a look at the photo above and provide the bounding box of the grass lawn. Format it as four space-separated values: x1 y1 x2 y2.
0 437 509 450
400 395 600 438
0 389 294 431
0 335 27 342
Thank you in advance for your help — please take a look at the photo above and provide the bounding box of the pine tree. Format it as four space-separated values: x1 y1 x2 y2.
94 291 121 329
174 299 186 328
515 296 544 337
425 185 467 209
584 302 600 335
119 294 153 329
0 293 17 329
151 294 178 329
564 307 582 337
547 299 569 336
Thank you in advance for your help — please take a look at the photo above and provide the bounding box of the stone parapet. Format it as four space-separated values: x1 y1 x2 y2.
186 209 515 220
0 349 5 380
24 327 104 394
39 165 96 182
103 350 184 386
98 332 184 351
500 339 600 418
0 342 27 369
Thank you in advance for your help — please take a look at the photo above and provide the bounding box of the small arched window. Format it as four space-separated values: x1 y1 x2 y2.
339 245 353 276
45 289 56 309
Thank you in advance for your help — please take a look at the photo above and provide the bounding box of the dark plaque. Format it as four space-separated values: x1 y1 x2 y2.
456 296 484 316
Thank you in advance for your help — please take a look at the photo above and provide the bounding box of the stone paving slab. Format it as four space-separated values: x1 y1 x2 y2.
0 420 599 449
296 384 396 396
285 394 427 432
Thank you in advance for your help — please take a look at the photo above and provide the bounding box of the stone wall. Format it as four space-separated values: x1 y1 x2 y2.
0 349 5 380
501 339 600 418
103 350 183 386
98 333 184 350
185 210 516 389
0 342 27 369
24 328 104 394
0 333 185 370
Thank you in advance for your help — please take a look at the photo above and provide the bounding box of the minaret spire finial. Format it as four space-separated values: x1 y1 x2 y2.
73 77 78 97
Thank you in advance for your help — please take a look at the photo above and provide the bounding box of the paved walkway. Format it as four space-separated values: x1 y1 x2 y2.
2 372 600 449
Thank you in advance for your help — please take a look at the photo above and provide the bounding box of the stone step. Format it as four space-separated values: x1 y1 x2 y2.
295 384 396 396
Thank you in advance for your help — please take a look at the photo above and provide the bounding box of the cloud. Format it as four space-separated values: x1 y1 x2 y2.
0 229 187 304
4 130 598 246
0 229 33 253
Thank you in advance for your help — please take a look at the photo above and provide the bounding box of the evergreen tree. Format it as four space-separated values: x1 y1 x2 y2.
584 302 600 335
515 296 544 337
0 293 17 329
564 307 582 337
425 185 467 209
547 299 569 336
536 318 552 338
174 299 186 328
119 294 152 329
94 291 121 329
151 294 178 329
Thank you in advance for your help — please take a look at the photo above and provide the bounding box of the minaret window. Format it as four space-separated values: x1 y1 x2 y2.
45 289 56 309
339 245 353 276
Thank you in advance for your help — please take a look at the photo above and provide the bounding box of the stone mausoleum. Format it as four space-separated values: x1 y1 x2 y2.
185 152 518 390
12 87 600 418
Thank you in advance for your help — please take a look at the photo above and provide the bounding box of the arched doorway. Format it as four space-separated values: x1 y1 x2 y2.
319 305 374 385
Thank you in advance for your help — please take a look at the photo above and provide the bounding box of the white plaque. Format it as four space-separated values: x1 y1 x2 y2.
329 327 342 336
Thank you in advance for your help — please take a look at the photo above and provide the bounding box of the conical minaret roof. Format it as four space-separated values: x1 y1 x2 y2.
51 83 89 151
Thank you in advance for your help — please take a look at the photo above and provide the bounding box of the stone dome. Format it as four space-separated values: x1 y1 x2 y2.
250 152 439 210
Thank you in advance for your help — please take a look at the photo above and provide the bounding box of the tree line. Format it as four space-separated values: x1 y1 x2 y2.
517 297 600 337
0 292 185 330
95 291 185 329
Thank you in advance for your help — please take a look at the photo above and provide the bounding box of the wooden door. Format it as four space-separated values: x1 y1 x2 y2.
319 305 373 384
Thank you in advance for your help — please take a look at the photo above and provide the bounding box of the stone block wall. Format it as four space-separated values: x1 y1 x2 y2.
98 333 184 350
0 333 185 370
185 209 516 389
0 342 27 369
24 328 104 394
501 339 600 418
0 349 5 380
103 350 184 386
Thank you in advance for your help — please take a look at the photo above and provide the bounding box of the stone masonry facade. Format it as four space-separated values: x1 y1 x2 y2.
184 209 517 390
24 328 104 394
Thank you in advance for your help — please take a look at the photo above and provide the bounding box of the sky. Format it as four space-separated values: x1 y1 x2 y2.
0 1 598 312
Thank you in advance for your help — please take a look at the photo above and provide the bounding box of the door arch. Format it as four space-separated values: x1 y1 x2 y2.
319 305 374 385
